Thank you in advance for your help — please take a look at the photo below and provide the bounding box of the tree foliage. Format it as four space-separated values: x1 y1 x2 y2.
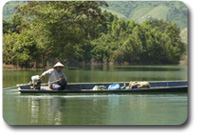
3 1 186 67
91 19 185 64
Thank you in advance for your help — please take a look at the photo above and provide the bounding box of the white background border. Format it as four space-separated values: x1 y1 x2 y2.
0 0 198 132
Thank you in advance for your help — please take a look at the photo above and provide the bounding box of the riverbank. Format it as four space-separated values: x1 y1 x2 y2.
3 64 45 71
3 60 188 70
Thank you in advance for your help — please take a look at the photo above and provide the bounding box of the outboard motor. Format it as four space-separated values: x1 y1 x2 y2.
31 75 41 90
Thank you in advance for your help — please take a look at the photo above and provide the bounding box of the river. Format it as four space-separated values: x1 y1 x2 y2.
3 65 188 125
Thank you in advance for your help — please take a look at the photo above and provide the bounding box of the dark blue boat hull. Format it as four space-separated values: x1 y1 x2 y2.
18 81 188 93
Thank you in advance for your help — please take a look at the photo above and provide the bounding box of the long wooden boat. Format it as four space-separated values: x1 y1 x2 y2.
17 80 188 93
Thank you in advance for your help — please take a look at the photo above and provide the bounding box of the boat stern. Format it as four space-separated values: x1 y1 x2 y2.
17 84 31 90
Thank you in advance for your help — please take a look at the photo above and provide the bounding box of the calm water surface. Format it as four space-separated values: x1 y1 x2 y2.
3 65 188 125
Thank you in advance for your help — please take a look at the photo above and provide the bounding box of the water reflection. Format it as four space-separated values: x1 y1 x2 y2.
3 88 187 125
14 95 61 125
14 94 124 125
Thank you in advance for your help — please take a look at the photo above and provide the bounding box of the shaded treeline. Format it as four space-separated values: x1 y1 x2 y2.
3 1 186 68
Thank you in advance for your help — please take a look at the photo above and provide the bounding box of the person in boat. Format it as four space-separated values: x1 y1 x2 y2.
39 62 67 90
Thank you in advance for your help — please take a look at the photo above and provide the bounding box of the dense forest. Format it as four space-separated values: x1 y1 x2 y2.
3 1 187 68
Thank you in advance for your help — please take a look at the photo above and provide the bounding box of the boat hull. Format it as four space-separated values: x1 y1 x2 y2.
18 81 188 93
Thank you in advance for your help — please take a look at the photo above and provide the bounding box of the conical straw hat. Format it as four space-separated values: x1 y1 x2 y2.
53 62 64 68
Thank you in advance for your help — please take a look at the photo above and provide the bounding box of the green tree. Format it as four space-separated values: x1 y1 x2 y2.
3 1 186 67
3 14 23 34
15 1 108 65
162 22 185 63
3 33 18 64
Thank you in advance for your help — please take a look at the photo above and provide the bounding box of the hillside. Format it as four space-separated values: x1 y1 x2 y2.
4 1 187 30
180 27 188 44
3 1 187 44
104 1 187 31
3 1 26 21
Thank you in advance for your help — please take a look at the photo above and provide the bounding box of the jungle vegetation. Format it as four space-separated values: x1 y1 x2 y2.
3 1 186 68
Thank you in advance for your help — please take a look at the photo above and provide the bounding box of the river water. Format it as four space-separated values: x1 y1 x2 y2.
3 65 188 125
